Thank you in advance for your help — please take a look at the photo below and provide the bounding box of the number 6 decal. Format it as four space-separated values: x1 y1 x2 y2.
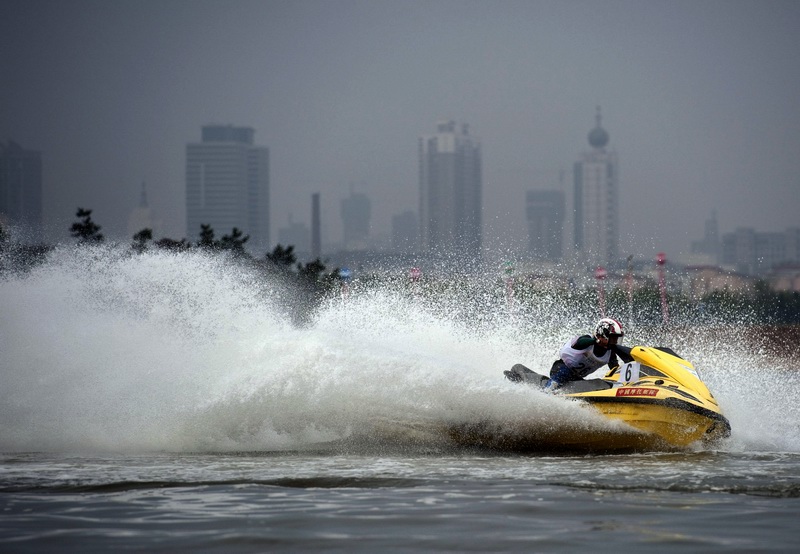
616 362 641 386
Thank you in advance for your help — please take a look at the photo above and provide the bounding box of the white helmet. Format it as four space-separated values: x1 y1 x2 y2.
595 317 624 340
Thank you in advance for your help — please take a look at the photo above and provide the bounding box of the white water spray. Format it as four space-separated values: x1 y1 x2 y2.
1 246 798 453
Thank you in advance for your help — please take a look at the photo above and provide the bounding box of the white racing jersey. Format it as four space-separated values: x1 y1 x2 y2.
558 335 616 379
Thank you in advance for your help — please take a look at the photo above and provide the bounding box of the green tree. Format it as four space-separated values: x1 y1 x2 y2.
297 257 327 282
70 208 104 243
197 223 217 249
219 227 249 256
265 244 297 268
132 228 153 253
154 237 190 251
196 224 250 257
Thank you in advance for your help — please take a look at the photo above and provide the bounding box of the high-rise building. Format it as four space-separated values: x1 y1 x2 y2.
721 226 798 275
341 191 371 250
691 211 721 262
186 125 269 251
526 190 565 261
418 120 482 260
0 140 42 240
573 108 619 265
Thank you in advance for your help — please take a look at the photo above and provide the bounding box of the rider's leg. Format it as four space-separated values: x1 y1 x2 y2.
544 360 573 391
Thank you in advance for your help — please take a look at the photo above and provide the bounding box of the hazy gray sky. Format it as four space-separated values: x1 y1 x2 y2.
2 0 799 259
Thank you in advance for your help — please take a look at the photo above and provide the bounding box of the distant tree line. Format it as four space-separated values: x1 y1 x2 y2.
3 207 343 326
1 208 799 325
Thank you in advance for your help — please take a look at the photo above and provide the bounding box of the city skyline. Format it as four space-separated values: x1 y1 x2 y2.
2 1 799 260
7 112 797 273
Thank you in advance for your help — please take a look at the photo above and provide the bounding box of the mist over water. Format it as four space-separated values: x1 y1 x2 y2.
2 246 798 454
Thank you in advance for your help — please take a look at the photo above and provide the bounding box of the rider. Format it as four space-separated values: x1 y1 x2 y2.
545 317 630 391
506 317 631 391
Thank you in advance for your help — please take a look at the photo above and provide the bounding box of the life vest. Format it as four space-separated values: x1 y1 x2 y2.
558 335 614 379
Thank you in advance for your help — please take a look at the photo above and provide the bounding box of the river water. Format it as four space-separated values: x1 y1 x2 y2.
2 247 799 552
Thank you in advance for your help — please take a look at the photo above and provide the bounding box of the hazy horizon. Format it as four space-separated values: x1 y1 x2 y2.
2 0 799 261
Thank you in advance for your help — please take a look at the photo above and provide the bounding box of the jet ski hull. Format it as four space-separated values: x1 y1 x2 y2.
504 345 731 451
580 395 731 448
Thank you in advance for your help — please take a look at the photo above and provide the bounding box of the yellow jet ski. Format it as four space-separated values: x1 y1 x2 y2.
502 345 731 450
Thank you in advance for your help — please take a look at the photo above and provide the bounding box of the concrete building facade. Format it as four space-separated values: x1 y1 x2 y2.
418 120 482 261
573 108 619 266
186 125 269 251
0 140 42 240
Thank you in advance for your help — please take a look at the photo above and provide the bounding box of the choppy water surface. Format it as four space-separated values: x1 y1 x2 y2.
2 247 799 552
2 451 799 552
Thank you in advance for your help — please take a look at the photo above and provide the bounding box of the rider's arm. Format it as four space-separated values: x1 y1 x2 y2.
611 344 634 363
571 335 596 350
